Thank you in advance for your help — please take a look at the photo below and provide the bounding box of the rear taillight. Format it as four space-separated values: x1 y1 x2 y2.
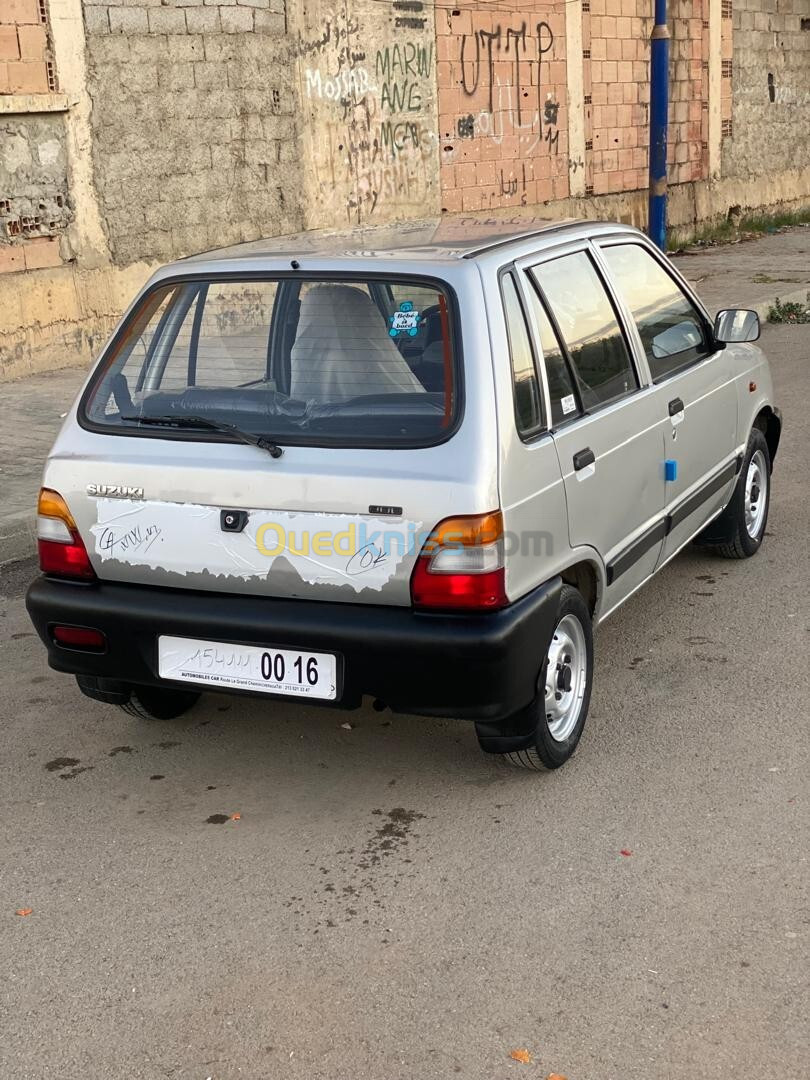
37 488 96 580
410 511 507 611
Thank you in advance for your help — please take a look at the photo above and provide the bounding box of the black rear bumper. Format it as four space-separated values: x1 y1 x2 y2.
26 576 561 723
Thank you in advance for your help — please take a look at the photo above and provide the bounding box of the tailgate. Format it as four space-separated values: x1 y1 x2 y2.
42 261 498 606
47 435 493 607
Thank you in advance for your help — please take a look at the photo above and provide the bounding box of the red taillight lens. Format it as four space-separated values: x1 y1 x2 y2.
38 537 96 579
410 511 508 612
410 561 507 610
52 625 106 650
37 488 96 581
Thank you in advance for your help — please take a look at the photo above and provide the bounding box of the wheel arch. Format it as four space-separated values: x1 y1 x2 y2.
753 405 781 469
559 557 601 618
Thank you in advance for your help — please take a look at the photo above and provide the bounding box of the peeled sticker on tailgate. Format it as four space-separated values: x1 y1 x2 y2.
90 499 421 591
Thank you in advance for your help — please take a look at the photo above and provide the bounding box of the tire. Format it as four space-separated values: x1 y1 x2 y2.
118 685 201 721
487 584 594 771
700 428 771 559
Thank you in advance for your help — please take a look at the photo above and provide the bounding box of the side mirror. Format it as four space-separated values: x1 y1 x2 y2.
714 308 760 344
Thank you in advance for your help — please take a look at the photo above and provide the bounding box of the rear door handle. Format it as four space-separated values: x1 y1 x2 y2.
573 447 595 471
668 397 685 417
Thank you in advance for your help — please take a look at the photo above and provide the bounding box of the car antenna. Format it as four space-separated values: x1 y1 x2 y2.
290 259 300 270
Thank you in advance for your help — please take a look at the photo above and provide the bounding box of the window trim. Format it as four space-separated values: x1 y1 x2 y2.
498 267 547 441
595 237 718 385
187 281 210 387
525 245 643 418
77 270 465 451
139 282 207 394
133 287 191 394
519 270 584 432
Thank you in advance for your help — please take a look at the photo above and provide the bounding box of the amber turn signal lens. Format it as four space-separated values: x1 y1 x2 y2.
38 488 77 529
423 510 504 554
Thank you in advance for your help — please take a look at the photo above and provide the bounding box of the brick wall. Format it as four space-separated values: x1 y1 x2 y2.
436 5 569 212
722 0 810 178
584 0 653 197
437 0 734 208
721 0 732 140
0 0 56 94
665 0 707 187
586 0 708 195
81 0 301 265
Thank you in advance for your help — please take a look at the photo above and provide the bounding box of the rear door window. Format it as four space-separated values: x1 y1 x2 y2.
501 272 545 438
82 276 459 448
531 251 638 411
601 243 711 381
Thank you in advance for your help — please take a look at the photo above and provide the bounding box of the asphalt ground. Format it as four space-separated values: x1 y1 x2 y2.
1 323 808 1080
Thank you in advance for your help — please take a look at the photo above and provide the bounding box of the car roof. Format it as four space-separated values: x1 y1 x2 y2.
179 216 642 269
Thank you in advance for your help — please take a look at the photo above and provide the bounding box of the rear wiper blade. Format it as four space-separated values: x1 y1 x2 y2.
120 414 283 458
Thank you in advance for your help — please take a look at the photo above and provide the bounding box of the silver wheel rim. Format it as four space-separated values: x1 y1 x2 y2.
744 448 768 539
544 613 588 742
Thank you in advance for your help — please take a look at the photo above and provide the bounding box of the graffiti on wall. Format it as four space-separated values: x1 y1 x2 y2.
459 19 555 118
296 0 729 225
436 8 569 213
298 4 438 226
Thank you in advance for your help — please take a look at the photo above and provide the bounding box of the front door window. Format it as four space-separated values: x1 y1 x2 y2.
602 243 712 381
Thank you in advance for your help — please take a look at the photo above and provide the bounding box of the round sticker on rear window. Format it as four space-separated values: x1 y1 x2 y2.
389 301 420 338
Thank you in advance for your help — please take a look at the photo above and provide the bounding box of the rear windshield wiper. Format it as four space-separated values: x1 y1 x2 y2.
120 414 283 458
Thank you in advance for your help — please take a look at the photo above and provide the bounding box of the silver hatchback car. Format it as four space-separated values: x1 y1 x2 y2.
27 218 781 770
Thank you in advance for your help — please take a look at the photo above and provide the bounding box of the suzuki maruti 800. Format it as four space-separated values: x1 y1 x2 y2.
27 219 781 769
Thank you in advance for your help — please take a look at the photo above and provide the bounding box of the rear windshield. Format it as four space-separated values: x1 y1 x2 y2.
82 276 459 448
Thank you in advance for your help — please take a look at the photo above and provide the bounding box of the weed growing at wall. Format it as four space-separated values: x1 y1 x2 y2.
669 207 810 251
768 297 810 324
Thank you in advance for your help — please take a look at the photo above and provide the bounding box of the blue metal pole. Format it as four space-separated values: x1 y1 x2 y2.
648 0 670 250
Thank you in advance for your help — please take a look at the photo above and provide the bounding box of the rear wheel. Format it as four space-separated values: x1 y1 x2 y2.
118 685 200 721
483 584 594 770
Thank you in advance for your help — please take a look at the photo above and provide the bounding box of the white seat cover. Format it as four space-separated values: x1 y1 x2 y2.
290 284 426 404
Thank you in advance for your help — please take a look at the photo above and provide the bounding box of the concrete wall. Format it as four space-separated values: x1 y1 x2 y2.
65 0 441 253
0 0 146 379
722 0 810 181
1 113 72 255
0 0 809 381
294 0 440 226
81 0 301 265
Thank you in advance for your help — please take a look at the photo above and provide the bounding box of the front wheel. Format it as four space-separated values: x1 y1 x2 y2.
699 428 771 559
484 584 594 771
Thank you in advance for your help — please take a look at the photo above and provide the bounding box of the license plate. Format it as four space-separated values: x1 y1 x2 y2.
158 636 337 700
